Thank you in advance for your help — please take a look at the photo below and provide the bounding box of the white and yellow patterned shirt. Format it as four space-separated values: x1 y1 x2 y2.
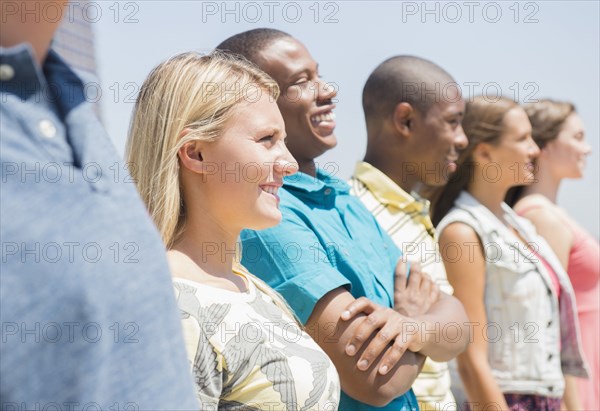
173 268 340 411
349 161 455 411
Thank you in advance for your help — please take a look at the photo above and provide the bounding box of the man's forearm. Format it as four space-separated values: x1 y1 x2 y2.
408 293 469 361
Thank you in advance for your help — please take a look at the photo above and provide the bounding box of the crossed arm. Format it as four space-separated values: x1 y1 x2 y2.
308 259 469 406
306 286 425 406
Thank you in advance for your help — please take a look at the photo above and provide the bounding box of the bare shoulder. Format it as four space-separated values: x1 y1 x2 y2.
513 193 553 214
439 221 481 244
166 249 187 277
514 195 566 225
166 250 208 284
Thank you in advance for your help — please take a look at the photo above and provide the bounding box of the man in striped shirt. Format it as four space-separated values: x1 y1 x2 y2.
350 55 469 411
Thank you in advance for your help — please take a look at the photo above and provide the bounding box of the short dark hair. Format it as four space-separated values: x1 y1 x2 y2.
216 28 291 64
362 56 456 127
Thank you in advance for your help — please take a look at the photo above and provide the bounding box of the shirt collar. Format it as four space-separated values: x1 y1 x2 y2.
284 167 350 194
354 162 426 210
0 43 44 99
1 44 85 115
354 162 436 237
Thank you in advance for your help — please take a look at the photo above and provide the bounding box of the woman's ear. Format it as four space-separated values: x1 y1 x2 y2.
178 129 207 174
472 142 493 163
539 143 552 159
392 102 414 138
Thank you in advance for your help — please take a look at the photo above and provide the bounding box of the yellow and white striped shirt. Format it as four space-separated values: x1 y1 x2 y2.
349 161 455 411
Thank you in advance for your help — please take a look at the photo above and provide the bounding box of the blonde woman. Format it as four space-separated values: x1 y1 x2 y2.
506 100 598 410
126 52 340 409
431 96 588 411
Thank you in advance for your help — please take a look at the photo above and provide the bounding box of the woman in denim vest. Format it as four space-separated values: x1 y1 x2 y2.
430 96 588 411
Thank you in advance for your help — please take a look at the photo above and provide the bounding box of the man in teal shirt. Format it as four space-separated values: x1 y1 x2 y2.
241 167 401 325
218 29 468 410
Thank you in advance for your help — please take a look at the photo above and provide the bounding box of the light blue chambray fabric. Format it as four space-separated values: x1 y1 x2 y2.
0 44 198 410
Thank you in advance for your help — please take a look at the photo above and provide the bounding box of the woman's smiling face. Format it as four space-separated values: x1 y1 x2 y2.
484 107 540 188
192 91 298 232
543 113 591 180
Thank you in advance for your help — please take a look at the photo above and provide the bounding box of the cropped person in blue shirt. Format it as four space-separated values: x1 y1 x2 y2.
0 3 197 408
218 29 469 411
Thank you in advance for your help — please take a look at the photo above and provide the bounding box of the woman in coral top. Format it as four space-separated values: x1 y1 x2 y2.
507 99 598 410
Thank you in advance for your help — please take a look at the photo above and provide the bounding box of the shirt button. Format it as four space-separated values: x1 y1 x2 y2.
547 320 552 327
324 188 332 195
38 120 57 139
548 354 553 361
0 64 15 81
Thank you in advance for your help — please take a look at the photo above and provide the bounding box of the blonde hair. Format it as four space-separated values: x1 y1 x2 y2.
126 51 299 324
127 51 278 248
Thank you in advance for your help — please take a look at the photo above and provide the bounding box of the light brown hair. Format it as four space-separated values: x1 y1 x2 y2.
431 95 519 225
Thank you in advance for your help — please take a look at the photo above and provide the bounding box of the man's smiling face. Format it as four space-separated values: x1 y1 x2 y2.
256 37 338 165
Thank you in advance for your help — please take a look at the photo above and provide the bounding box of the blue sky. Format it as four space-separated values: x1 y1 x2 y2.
93 1 599 237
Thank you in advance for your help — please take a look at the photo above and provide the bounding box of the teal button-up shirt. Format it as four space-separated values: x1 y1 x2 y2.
241 168 419 411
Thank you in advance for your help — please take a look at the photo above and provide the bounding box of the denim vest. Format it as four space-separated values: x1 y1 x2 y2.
437 191 588 397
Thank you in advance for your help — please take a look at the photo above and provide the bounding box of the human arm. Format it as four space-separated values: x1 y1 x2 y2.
393 260 440 317
306 287 426 407
439 222 509 411
393 259 470 361
561 376 583 411
342 259 466 369
340 295 427 375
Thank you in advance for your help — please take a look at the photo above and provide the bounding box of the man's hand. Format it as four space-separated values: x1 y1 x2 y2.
393 259 440 317
341 298 425 375
307 288 426 406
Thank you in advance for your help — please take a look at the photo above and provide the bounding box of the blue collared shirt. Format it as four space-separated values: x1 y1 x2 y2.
0 44 198 408
241 169 419 411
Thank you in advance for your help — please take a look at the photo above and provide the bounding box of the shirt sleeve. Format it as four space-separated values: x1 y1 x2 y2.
241 211 351 325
